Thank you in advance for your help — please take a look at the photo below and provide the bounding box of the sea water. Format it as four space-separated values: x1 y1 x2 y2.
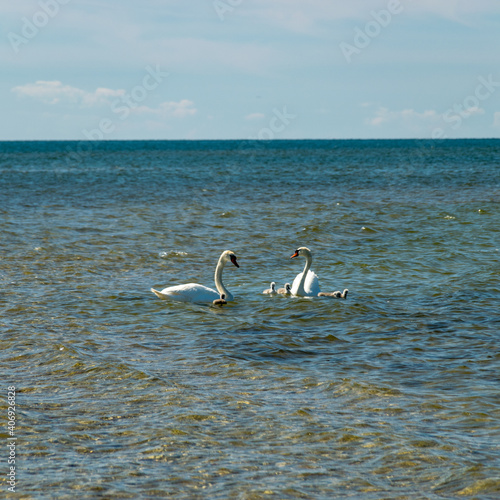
0 139 499 498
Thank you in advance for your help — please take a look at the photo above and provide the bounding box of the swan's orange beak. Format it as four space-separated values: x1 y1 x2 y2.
290 250 299 259
230 255 239 268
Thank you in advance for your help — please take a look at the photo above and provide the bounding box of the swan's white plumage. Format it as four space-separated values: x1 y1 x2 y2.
152 283 220 303
290 247 321 297
291 270 320 297
151 250 238 303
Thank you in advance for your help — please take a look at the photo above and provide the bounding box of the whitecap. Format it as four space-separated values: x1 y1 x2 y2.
159 250 188 259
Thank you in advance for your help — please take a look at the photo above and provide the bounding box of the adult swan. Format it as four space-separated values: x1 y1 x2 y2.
151 250 239 303
290 247 321 297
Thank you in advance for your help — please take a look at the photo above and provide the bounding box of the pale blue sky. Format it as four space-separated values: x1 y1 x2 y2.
2 0 500 140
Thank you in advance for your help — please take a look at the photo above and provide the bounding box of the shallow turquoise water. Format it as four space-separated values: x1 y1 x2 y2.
1 139 499 498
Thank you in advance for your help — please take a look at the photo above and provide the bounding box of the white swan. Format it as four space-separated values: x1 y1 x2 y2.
263 282 277 295
318 288 348 299
151 250 239 303
277 283 291 295
290 247 321 297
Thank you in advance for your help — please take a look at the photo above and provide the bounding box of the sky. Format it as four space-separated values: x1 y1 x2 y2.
1 0 500 140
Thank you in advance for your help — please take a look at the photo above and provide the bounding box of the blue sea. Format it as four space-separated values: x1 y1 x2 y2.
1 139 499 499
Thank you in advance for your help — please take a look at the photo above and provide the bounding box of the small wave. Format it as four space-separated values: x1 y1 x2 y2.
159 250 189 259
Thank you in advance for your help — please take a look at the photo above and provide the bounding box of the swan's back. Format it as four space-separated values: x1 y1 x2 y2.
152 283 220 303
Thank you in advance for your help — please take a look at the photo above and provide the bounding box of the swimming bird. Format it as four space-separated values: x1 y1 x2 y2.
151 250 239 303
290 247 321 297
318 288 348 299
277 283 292 295
212 293 227 306
263 282 277 295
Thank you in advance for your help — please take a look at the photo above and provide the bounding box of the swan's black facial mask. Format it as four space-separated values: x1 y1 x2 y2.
230 255 239 268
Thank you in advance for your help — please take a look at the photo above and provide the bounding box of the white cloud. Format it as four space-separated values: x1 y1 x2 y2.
12 81 125 106
366 107 441 128
404 0 500 24
245 0 500 32
460 106 485 118
245 113 266 121
11 80 196 127
364 106 456 137
134 99 197 118
365 104 490 137
366 105 486 128
494 112 500 128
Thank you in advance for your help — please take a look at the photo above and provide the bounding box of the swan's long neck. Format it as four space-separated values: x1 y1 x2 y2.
214 257 233 301
297 253 312 295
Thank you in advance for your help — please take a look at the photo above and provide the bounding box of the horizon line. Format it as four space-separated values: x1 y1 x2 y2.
1 137 500 143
